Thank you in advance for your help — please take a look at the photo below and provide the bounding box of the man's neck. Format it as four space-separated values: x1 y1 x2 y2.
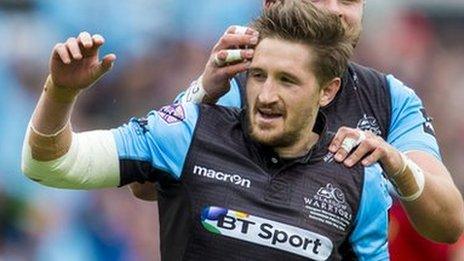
274 131 320 159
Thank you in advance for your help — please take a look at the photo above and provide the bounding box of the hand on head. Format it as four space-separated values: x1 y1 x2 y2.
201 25 259 99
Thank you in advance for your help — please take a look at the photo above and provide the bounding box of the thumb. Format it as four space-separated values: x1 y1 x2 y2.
93 53 116 79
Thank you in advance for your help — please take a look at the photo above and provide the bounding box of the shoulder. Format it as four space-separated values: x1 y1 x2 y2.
385 74 425 117
348 62 388 92
386 75 418 99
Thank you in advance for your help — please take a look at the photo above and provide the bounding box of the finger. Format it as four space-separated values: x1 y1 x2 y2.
92 34 105 46
362 147 384 167
214 49 241 67
84 34 105 57
355 130 366 144
329 127 351 153
78 31 93 48
94 53 116 78
215 34 259 51
102 53 116 68
225 25 259 36
344 140 374 167
214 49 254 67
334 131 361 162
217 60 252 78
53 43 71 64
65 37 82 60
334 143 351 162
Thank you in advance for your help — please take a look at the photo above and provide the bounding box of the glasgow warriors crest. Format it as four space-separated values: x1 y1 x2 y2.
356 114 381 136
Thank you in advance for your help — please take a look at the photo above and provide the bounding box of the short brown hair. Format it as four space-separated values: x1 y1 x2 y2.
251 0 353 87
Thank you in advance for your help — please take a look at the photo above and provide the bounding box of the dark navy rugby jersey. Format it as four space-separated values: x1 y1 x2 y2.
112 103 391 260
175 62 441 160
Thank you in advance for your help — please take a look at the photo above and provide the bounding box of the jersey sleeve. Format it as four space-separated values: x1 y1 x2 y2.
174 77 243 108
387 75 441 159
349 164 392 260
111 102 199 185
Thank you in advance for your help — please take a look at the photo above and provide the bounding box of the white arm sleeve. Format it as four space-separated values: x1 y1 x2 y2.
21 129 120 189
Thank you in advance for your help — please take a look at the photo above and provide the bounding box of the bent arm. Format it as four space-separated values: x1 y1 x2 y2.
402 151 464 243
387 75 464 243
21 32 121 188
21 76 120 189
22 78 199 190
129 26 257 201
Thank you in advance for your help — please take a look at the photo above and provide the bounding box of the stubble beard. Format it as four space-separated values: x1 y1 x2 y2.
246 105 312 149
347 19 363 48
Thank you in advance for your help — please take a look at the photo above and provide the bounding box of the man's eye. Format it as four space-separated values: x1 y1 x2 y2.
342 0 360 4
281 76 295 85
251 72 265 80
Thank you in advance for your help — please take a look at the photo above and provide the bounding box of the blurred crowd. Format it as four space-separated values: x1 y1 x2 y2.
0 0 463 260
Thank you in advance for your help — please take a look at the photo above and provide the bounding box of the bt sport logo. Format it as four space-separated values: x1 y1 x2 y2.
201 206 333 260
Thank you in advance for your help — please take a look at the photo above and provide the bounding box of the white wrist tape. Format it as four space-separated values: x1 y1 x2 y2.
389 152 408 179
182 76 216 104
390 153 425 202
22 128 120 189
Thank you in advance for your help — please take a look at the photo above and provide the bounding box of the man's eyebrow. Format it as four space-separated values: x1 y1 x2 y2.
279 71 301 82
248 66 263 72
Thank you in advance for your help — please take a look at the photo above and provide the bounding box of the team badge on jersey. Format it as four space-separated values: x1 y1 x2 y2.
303 183 353 232
158 104 186 124
356 114 381 136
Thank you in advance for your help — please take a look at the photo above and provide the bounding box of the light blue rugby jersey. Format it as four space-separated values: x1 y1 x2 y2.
386 75 440 159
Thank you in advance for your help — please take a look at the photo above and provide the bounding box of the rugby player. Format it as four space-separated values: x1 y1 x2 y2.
22 1 393 259
132 0 464 244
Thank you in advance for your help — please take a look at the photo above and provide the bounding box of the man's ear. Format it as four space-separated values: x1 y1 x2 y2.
319 78 341 107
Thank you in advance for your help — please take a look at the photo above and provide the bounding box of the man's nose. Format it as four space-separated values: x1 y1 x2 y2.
325 1 344 18
257 79 279 104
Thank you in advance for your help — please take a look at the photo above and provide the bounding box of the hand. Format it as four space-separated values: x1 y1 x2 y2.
49 31 116 96
329 127 404 177
201 25 259 99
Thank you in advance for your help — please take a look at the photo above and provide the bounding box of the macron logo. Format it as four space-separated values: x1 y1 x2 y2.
193 165 251 188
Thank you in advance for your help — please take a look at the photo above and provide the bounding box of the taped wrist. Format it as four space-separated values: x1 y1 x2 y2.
181 76 217 104
389 153 425 202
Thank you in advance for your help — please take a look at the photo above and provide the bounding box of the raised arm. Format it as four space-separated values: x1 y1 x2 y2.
130 25 259 201
175 25 258 106
21 32 118 188
32 32 115 136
